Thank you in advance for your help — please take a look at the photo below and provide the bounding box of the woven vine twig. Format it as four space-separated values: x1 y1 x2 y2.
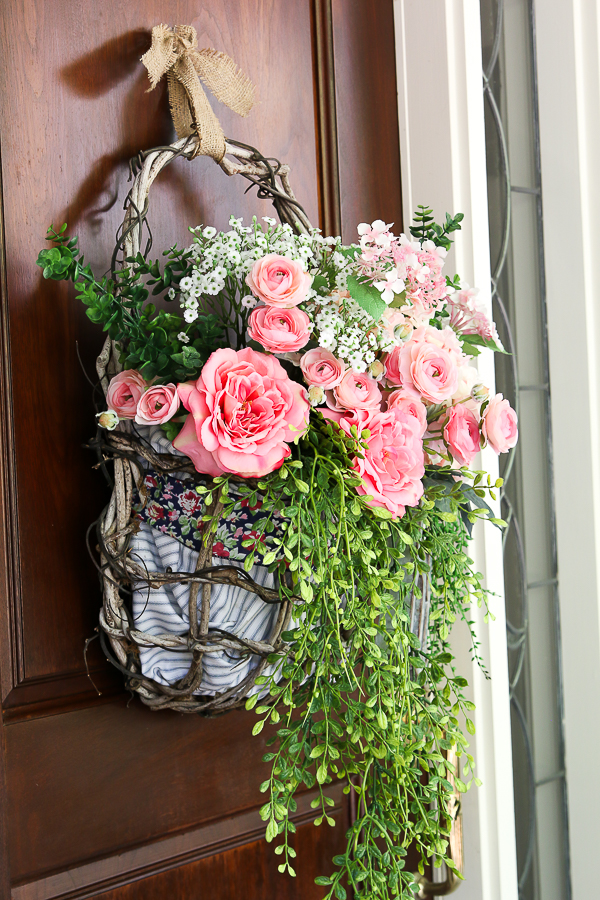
93 133 310 713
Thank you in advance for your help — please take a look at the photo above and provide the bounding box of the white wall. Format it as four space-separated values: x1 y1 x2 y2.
534 1 600 897
394 3 518 898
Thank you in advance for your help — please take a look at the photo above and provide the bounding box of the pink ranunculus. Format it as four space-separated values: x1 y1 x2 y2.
173 347 310 478
300 348 346 389
398 326 461 403
482 393 518 454
384 344 403 387
135 384 179 426
336 407 425 519
387 389 428 437
248 305 311 353
106 370 146 419
443 404 481 467
245 254 313 308
328 370 382 412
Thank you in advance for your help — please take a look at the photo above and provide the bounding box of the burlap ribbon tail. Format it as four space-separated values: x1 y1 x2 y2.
141 24 256 162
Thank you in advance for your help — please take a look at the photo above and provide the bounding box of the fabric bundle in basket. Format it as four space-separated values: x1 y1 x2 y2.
130 426 286 696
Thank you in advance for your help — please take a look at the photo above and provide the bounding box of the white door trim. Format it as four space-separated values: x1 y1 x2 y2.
394 3 519 898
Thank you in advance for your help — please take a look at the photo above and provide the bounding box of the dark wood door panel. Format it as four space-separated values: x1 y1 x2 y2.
6 702 290 884
0 0 319 693
11 784 348 900
91 815 348 900
0 1 402 896
332 0 402 241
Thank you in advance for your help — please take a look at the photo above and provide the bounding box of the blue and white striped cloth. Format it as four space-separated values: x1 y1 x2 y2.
130 426 282 695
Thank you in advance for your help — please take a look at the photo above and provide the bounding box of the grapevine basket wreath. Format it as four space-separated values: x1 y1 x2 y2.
37 25 519 900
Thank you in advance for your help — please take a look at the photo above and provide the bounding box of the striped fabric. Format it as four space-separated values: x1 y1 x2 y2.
130 425 283 696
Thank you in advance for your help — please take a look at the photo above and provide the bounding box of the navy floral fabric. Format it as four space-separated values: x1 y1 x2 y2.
137 470 285 562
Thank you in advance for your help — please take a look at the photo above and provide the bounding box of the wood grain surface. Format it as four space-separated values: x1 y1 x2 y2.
332 0 403 241
0 0 402 894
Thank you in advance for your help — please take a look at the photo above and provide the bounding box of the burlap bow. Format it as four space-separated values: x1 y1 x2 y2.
141 24 255 161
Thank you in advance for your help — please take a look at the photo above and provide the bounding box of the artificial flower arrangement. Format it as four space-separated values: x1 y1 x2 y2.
38 205 517 899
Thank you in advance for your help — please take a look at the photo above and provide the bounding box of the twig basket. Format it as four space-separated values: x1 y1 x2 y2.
94 136 311 712
92 133 432 714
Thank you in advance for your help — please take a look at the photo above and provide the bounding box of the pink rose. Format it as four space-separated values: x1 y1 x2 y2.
245 254 312 308
248 305 311 353
397 326 460 403
106 370 146 419
328 370 382 412
482 393 518 453
300 348 346 389
443 404 481 466
135 384 179 426
387 389 428 437
173 347 310 478
334 408 425 519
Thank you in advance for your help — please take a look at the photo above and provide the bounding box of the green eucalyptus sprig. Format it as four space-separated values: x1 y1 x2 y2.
36 225 224 383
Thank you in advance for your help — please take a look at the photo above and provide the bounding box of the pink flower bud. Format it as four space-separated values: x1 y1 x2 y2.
369 359 385 379
97 410 119 431
471 383 490 403
308 385 325 406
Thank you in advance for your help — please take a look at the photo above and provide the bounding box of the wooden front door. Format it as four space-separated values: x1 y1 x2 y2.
0 3 402 897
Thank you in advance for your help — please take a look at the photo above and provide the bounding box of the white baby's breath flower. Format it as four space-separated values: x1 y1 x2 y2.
167 288 176 300
184 308 199 323
241 294 258 309
319 330 336 350
177 332 190 344
203 226 217 239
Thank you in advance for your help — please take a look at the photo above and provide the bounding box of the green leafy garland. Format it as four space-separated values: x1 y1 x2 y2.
199 413 500 898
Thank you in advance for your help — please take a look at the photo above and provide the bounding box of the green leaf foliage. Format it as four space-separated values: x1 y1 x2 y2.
37 225 225 383
346 274 387 322
218 411 494 899
409 205 464 251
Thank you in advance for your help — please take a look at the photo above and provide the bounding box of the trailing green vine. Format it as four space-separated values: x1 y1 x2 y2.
205 414 501 898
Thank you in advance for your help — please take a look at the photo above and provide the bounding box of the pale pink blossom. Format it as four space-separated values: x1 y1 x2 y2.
173 348 310 478
452 363 479 403
106 370 146 419
443 404 481 467
328 369 382 411
446 285 503 346
248 305 311 353
357 220 394 248
374 269 405 304
300 347 346 389
245 254 312 308
135 384 179 426
482 393 518 454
